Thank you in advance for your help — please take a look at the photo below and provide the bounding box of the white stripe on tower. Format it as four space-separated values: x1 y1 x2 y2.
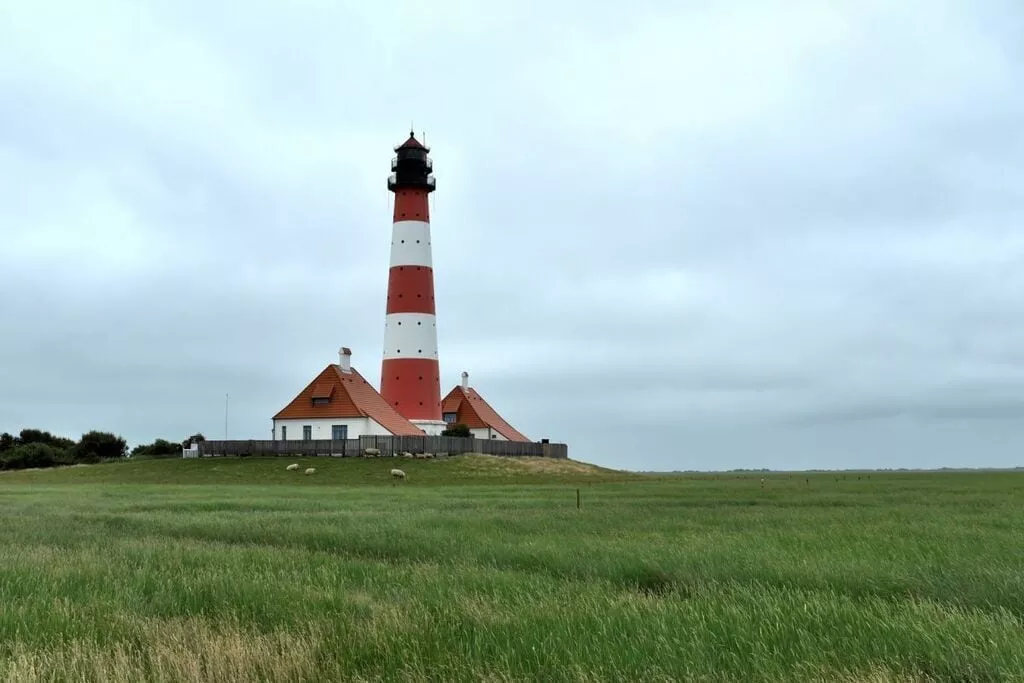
389 221 433 267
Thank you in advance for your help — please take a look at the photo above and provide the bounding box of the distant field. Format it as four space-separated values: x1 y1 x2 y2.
2 457 1023 682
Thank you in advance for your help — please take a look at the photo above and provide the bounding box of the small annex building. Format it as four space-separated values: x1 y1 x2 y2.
441 372 531 442
272 348 425 441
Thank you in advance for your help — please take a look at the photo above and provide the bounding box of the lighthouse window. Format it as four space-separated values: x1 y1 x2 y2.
418 349 422 354
417 322 421 325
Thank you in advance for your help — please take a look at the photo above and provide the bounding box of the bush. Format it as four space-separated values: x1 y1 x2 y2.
0 443 69 471
131 439 183 458
442 423 471 438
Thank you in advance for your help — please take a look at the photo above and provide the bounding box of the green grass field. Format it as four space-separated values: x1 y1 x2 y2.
2 456 1023 682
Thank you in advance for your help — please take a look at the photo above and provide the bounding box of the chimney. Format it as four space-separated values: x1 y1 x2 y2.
461 371 469 391
339 347 352 373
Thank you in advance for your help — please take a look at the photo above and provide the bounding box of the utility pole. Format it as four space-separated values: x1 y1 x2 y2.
224 393 229 441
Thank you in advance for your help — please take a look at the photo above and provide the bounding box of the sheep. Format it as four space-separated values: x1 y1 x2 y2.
391 468 406 480
286 463 299 471
304 467 316 475
402 451 414 459
364 448 380 457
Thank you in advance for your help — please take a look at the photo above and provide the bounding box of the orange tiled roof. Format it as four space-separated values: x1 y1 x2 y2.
441 385 530 442
274 364 424 436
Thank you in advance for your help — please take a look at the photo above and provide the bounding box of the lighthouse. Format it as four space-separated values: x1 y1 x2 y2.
379 131 446 435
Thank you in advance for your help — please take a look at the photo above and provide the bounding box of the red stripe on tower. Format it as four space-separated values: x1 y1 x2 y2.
380 131 446 433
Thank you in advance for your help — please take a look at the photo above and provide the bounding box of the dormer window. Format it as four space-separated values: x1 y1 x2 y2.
311 382 334 406
443 412 458 424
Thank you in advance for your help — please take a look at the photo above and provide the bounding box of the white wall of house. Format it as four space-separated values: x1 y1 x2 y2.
412 420 448 436
470 427 507 441
272 417 393 440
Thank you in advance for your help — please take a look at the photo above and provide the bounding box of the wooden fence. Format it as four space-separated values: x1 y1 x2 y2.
195 435 567 460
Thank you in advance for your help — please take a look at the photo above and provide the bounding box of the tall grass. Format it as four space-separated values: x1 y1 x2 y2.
2 464 1024 681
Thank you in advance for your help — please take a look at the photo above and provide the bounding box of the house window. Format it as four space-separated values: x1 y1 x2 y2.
281 426 287 440
303 425 312 441
312 397 330 406
443 412 458 424
331 425 348 440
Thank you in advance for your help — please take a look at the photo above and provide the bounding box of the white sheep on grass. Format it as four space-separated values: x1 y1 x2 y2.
304 467 316 475
286 463 299 471
391 468 406 480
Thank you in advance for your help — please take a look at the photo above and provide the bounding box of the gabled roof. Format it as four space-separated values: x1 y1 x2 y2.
274 364 425 436
441 385 530 442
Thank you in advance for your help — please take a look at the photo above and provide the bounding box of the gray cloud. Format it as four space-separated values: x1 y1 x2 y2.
2 0 1024 470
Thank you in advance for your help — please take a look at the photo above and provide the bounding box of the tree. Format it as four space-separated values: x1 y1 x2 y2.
441 423 471 438
182 433 206 449
18 428 75 451
0 433 14 453
75 431 128 463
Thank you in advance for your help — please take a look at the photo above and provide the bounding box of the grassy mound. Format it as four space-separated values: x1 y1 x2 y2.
0 453 637 486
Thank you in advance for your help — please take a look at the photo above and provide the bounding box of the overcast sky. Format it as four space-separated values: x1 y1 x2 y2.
2 0 1023 471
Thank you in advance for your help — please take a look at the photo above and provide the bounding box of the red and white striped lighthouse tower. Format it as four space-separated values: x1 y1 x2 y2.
379 131 446 434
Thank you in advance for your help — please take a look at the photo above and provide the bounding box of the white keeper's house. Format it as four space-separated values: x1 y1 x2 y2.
272 348 424 441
